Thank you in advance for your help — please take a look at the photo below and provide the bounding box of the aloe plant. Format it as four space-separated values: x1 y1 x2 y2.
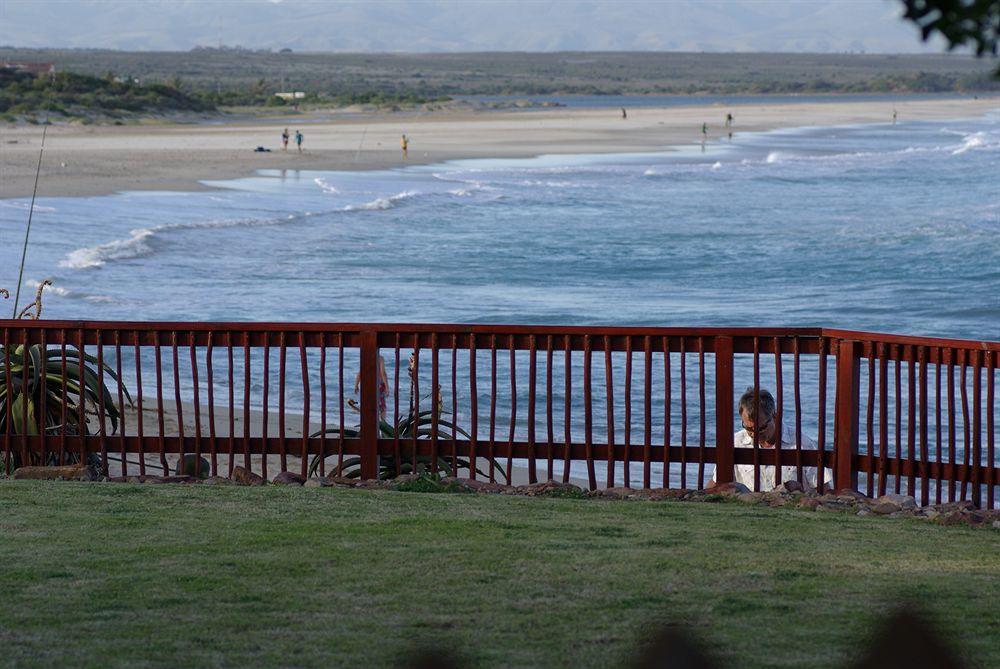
307 409 507 482
0 342 131 472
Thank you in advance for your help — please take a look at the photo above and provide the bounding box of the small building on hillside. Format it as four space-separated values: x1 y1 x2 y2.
0 61 57 77
275 91 306 100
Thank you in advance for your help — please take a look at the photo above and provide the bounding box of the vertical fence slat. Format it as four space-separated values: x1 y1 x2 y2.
242 332 251 471
469 333 478 480
907 347 916 498
206 332 217 477
935 348 942 504
451 334 458 478
226 332 234 476
817 336 828 494
114 331 125 477
697 337 705 490
681 337 689 490
663 336 671 488
528 334 537 484
261 332 270 480
22 329 30 470
773 337 783 490
359 329 379 480
278 331 287 474
987 351 995 509
893 346 901 495
39 329 47 467
865 342 876 497
946 347 956 502
506 334 516 485
546 335 554 482
794 337 802 484
391 334 400 477
604 335 615 487
96 330 108 473
133 330 144 475
300 331 310 478
878 343 888 497
625 337 634 489
431 332 440 475
189 331 202 478
338 333 345 475
971 350 982 508
77 328 87 470
320 332 328 477
563 335 572 484
959 350 970 501
488 335 496 483
643 335 652 489
584 335 595 490
411 339 420 478
919 346 929 505
171 331 185 478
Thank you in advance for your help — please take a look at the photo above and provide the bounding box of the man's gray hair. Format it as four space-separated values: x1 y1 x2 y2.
738 387 775 419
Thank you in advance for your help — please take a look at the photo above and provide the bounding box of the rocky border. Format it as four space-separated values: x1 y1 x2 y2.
9 465 999 529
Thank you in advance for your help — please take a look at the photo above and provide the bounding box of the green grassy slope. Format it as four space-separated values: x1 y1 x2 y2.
0 481 996 668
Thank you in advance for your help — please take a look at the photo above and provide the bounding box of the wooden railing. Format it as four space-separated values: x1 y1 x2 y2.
1 321 996 508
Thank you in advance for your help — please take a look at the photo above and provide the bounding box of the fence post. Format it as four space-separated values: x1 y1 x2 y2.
359 329 380 480
834 339 861 493
714 336 734 485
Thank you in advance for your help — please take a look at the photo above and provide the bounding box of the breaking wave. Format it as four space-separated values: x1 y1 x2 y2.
342 190 421 211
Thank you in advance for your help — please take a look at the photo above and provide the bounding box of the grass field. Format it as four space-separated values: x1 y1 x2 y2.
0 481 996 668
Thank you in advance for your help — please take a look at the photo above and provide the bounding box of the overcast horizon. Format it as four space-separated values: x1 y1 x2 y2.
0 0 951 54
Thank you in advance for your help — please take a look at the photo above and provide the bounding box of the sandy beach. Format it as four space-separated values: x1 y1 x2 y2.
1 97 995 199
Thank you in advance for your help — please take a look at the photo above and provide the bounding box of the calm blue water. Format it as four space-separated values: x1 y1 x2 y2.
2 113 997 341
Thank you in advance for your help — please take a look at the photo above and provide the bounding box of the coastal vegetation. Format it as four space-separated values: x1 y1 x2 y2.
0 481 996 667
1 49 996 121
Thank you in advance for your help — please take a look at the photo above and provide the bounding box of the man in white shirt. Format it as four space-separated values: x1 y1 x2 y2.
710 386 833 492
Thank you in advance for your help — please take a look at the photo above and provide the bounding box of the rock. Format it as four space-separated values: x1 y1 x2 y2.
856 508 871 516
774 480 803 494
836 489 872 503
327 476 361 488
174 454 211 479
736 492 765 504
230 466 265 486
762 491 789 507
272 471 306 486
877 493 916 511
12 464 98 481
872 502 899 515
798 497 821 510
303 477 325 488
993 520 1000 530
518 480 586 498
919 508 940 520
937 511 968 526
354 479 392 489
710 482 752 496
931 501 974 514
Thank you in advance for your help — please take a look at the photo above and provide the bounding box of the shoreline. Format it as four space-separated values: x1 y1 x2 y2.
1 96 996 200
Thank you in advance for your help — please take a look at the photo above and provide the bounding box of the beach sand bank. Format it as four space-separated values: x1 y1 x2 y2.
2 97 995 199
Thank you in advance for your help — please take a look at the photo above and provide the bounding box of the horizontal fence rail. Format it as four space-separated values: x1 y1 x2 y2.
1 321 997 508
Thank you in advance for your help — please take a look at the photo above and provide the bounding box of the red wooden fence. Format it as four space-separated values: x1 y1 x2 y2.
2 321 997 508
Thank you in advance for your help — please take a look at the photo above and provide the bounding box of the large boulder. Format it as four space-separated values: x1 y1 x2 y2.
174 454 211 478
272 471 306 486
230 466 265 486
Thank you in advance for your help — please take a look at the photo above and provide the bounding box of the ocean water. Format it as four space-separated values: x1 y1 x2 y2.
1 112 997 488
2 113 997 340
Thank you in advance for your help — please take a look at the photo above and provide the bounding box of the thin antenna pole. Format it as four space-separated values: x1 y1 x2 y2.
13 123 47 318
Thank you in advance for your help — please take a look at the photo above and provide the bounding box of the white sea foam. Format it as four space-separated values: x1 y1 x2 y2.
951 131 997 155
1 201 56 212
342 190 420 211
313 177 340 193
711 162 722 170
58 216 290 269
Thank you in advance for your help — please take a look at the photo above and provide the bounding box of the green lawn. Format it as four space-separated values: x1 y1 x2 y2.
0 482 996 669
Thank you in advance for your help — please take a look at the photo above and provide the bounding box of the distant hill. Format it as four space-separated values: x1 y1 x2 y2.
0 0 949 53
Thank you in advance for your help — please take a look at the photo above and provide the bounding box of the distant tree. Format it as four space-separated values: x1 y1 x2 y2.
899 0 1000 74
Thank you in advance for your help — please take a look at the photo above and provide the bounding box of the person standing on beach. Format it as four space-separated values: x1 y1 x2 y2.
701 122 708 139
892 109 897 124
295 130 303 153
401 134 409 159
725 112 733 128
281 128 289 151
621 107 627 120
